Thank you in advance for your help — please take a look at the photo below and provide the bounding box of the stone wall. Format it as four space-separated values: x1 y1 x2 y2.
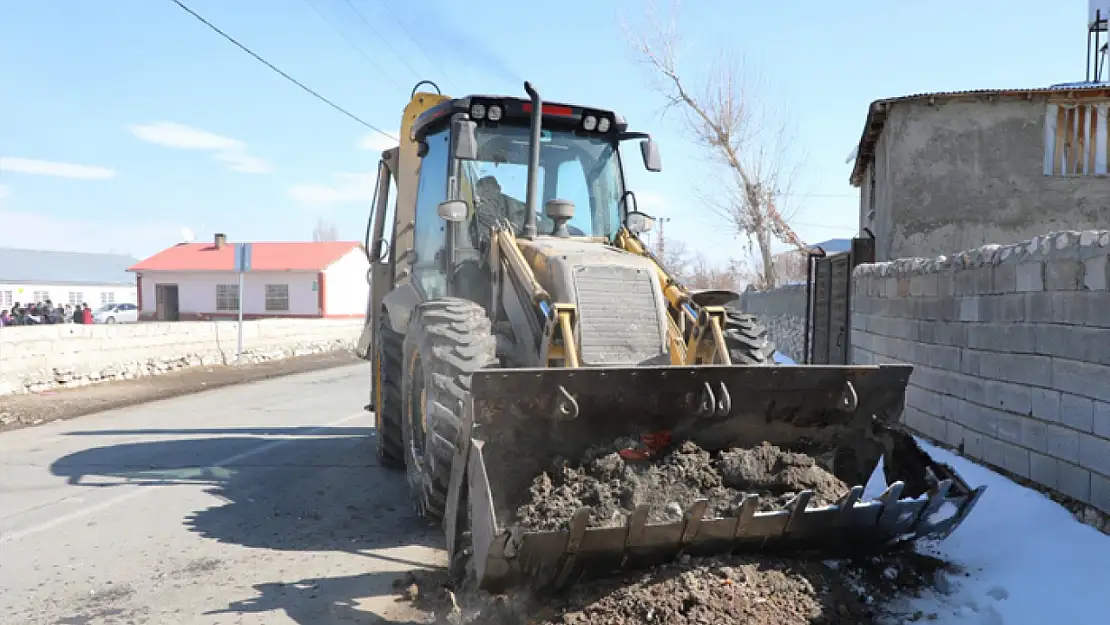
851 230 1110 518
739 284 807 363
0 318 364 396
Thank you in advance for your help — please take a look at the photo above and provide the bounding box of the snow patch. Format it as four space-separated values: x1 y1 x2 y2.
902 439 1110 624
772 351 796 365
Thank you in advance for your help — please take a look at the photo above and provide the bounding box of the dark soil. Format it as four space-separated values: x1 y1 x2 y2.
516 440 852 531
0 350 362 432
395 547 958 625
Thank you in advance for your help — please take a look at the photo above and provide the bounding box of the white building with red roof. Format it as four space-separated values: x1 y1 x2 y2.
127 233 369 321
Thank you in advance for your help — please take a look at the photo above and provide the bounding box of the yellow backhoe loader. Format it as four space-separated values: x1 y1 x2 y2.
358 80 984 593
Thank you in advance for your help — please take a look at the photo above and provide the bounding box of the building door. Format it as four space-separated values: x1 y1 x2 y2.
155 284 180 322
806 236 874 364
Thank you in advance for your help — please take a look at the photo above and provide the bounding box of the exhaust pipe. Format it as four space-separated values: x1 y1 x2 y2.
522 81 542 240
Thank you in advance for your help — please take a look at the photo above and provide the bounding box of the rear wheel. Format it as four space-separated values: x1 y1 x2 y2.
374 310 405 468
401 298 496 523
722 309 776 364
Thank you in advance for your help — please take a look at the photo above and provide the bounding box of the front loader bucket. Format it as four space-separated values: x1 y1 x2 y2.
445 364 986 593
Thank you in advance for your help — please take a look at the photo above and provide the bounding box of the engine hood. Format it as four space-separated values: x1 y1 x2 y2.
516 236 670 366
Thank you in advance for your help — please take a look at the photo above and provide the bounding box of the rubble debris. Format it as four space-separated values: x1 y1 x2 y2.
515 440 851 532
395 548 956 625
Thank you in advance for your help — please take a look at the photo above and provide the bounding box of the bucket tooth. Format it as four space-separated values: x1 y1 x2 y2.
783 491 815 535
833 486 865 527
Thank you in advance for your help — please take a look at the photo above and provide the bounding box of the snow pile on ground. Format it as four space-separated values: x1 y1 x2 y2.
886 440 1110 624
773 351 796 364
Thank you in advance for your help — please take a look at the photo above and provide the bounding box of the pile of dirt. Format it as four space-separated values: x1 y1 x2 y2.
395 548 958 625
515 439 852 531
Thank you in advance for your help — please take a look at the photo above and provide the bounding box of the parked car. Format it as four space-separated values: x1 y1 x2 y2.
93 303 138 324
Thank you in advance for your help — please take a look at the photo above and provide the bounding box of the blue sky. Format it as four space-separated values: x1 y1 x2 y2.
0 0 1091 263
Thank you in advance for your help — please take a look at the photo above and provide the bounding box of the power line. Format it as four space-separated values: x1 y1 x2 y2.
367 0 459 93
339 0 427 84
167 0 397 141
300 0 404 92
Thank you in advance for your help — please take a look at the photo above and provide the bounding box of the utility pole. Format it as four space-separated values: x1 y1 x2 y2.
657 217 671 261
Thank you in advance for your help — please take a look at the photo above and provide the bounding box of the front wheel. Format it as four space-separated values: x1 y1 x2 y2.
105 317 116 324
722 309 776 364
400 298 496 523
374 310 405 468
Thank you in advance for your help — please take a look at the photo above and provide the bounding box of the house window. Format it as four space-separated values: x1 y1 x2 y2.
33 291 50 303
68 292 84 306
100 292 116 306
1044 102 1109 175
265 284 289 311
216 284 239 312
0 290 11 308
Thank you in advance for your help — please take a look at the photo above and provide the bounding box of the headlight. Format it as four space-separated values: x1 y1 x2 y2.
626 212 655 234
487 105 502 121
597 117 611 133
470 103 486 120
582 115 597 131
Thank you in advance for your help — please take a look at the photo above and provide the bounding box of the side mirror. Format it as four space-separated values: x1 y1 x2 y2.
626 210 655 234
437 199 468 222
453 119 478 160
640 139 662 172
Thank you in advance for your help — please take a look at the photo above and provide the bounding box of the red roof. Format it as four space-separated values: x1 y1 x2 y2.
128 241 363 272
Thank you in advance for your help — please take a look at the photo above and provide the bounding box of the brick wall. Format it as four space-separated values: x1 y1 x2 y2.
738 284 807 363
851 230 1110 516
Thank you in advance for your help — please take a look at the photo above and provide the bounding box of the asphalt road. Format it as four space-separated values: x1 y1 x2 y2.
0 363 444 625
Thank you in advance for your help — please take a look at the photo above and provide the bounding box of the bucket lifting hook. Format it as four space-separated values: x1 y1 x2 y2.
696 381 731 418
837 381 859 413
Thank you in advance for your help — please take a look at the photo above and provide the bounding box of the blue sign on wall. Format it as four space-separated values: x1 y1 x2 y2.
234 243 253 273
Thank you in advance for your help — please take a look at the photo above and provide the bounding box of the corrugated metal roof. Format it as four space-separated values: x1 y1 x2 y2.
848 81 1110 186
0 247 139 286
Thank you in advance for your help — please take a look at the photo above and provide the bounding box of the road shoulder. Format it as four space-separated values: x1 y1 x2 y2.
0 350 365 433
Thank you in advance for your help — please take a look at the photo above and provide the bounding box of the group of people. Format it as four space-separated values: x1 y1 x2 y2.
0 300 94 327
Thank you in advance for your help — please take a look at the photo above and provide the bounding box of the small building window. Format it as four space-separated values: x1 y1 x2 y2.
265 284 289 311
0 290 11 308
1044 102 1109 175
216 284 239 312
68 292 84 306
100 292 116 306
33 291 50 303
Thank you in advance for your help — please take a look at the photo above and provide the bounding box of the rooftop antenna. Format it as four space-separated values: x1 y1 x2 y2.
1087 2 1110 82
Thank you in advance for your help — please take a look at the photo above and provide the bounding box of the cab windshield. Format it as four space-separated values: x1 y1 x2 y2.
457 124 625 240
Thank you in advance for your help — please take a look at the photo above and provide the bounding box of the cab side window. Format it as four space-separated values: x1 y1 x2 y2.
412 129 450 298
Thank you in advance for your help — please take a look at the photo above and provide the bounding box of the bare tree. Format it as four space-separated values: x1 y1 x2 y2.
624 1 807 289
312 217 340 242
649 230 750 291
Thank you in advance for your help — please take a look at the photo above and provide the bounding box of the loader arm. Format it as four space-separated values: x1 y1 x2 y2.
614 227 736 365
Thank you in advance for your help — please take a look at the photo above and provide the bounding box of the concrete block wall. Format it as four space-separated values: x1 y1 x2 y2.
0 318 364 396
851 230 1110 516
738 284 807 362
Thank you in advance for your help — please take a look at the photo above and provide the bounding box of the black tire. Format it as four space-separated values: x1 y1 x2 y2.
401 298 496 523
374 310 405 469
722 309 777 364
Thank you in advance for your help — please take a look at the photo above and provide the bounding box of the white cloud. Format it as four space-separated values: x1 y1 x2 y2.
214 152 272 174
0 157 117 180
0 184 9 200
127 122 272 174
287 172 375 205
358 132 398 152
0 207 179 258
